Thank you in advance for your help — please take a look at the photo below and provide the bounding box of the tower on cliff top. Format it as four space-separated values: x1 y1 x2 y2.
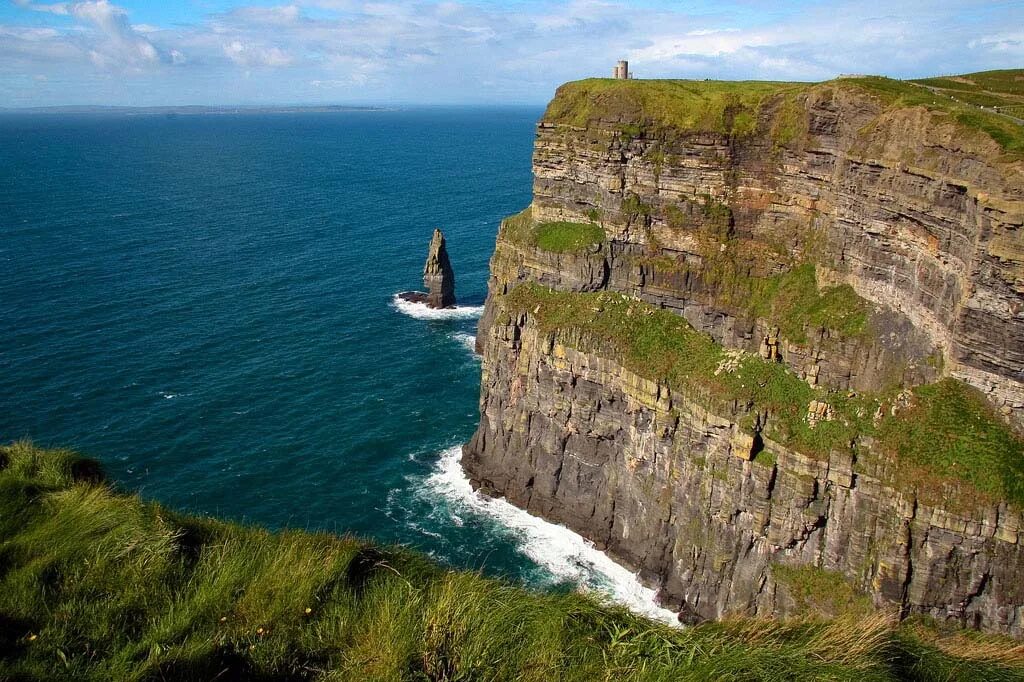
613 60 629 79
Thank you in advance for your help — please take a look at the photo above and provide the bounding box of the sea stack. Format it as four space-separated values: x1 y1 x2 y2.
423 228 456 309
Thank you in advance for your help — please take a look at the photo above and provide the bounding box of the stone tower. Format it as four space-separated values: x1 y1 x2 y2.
613 60 629 79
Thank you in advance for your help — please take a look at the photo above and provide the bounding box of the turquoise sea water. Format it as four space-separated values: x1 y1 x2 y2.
0 109 673 620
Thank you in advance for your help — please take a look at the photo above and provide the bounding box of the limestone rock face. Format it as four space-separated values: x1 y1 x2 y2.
475 84 1024 420
464 313 1024 634
424 228 456 309
464 80 1024 635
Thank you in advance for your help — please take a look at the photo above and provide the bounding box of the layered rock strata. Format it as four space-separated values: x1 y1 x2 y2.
400 228 456 308
424 228 456 309
464 78 1024 634
464 308 1024 633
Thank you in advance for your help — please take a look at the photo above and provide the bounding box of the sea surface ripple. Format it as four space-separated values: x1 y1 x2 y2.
0 108 673 620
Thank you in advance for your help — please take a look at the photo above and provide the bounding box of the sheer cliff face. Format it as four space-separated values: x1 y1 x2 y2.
464 80 1024 634
495 83 1024 414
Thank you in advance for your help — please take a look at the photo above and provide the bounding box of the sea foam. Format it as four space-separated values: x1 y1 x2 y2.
423 446 679 625
391 294 484 320
451 332 478 354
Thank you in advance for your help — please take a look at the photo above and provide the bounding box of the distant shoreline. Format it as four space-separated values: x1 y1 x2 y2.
0 104 395 116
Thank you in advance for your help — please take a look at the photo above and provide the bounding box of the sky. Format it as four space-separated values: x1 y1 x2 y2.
1 0 1022 106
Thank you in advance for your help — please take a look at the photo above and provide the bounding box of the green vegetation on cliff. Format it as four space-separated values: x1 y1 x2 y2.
2 441 1023 681
842 75 1024 156
502 284 1024 509
875 379 1024 508
772 565 875 619
649 236 869 344
543 70 1024 155
543 78 808 138
535 221 606 253
746 264 868 344
501 206 606 253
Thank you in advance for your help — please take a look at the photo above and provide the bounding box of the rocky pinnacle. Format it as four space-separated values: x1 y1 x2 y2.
424 228 456 309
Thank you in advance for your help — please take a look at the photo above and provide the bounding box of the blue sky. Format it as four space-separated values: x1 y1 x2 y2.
1 0 1022 106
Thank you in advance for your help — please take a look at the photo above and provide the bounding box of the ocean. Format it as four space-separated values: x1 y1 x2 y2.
0 108 673 621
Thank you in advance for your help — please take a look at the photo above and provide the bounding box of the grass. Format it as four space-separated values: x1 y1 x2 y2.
543 78 809 138
542 73 1024 157
746 264 868 344
874 379 1024 508
499 206 535 245
501 206 606 253
500 284 1024 509
2 441 1024 681
910 70 1024 100
772 565 875 618
839 75 1024 156
645 230 868 346
535 221 606 253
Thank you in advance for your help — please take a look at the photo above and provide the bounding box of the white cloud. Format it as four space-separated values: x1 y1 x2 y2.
970 32 1024 56
228 5 302 26
12 0 169 71
3 0 1023 105
223 40 293 67
11 0 70 15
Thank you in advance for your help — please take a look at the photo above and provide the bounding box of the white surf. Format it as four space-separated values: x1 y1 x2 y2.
423 445 679 625
391 293 484 320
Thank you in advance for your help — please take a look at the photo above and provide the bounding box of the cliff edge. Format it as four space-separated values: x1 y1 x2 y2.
464 73 1024 635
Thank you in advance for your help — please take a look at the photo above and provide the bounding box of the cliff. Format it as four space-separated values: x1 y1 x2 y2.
464 74 1024 635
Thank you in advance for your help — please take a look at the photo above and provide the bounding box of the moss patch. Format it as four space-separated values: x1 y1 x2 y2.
748 264 868 344
501 206 606 254
773 565 874 618
500 205 536 245
645 229 867 345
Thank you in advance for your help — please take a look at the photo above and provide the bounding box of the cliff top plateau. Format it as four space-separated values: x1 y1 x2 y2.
544 70 1024 160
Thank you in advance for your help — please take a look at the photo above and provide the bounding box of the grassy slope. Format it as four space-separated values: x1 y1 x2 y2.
542 78 809 138
2 442 1024 681
842 76 1024 156
910 69 1024 105
502 285 1024 510
544 71 1024 156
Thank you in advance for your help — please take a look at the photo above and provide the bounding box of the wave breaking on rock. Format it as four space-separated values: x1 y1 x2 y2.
423 445 679 625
